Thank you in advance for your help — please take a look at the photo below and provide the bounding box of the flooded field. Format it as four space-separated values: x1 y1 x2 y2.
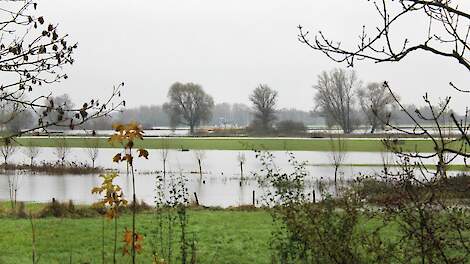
0 148 464 207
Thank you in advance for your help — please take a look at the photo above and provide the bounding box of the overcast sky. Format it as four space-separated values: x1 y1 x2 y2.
37 0 470 112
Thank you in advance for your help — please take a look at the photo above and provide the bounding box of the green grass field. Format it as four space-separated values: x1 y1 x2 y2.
0 209 272 264
15 136 453 152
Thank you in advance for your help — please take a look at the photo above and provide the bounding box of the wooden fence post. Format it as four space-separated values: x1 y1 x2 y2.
193 192 199 206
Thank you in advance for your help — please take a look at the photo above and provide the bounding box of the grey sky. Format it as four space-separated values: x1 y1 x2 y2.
38 0 470 112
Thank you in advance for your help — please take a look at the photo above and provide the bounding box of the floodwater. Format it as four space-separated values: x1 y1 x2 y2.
0 147 465 207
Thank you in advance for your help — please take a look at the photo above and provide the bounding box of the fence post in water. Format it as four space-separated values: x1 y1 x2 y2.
252 190 255 206
193 192 199 206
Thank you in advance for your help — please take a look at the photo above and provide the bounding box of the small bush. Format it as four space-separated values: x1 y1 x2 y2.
15 202 27 218
246 122 276 136
37 199 100 218
275 120 307 135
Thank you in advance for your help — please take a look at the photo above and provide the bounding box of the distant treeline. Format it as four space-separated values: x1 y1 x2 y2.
78 103 462 131
112 103 324 129
1 96 463 133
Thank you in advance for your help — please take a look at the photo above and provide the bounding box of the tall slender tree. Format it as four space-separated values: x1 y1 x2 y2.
249 84 278 131
313 68 361 133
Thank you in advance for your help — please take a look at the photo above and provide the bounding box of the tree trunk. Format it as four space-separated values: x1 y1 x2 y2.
334 165 339 194
190 124 195 134
198 160 202 178
370 118 378 133
163 160 166 179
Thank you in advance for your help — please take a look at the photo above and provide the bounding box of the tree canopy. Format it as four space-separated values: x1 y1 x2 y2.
313 68 361 133
249 84 278 131
357 82 397 133
163 82 214 134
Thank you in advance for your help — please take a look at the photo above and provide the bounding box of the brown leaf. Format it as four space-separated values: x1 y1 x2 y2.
138 148 149 159
112 153 121 163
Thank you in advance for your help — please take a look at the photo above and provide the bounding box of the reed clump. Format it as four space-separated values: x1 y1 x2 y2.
0 161 104 175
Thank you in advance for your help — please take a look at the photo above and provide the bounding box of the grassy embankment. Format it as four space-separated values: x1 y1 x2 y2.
15 137 459 152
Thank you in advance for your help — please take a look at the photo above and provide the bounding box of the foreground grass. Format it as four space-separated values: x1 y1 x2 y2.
1 202 468 263
15 136 461 152
0 209 272 264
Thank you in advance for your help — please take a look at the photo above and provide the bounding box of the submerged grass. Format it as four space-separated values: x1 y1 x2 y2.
0 162 104 175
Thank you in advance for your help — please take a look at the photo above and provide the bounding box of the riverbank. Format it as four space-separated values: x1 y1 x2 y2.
14 136 461 152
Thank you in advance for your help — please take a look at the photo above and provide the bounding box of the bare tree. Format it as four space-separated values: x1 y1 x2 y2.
298 3 470 262
357 82 397 133
54 137 70 165
23 139 40 166
237 152 246 181
163 82 214 134
85 137 100 168
43 94 74 127
298 0 470 171
298 1 470 74
194 150 206 179
0 139 17 166
329 136 346 190
0 1 124 143
314 68 361 134
0 98 33 133
160 138 170 178
249 84 278 131
380 148 394 176
7 173 20 209
1 139 19 209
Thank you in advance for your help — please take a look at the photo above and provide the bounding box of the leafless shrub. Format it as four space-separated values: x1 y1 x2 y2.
7 173 20 210
23 139 40 166
85 137 100 168
0 139 17 165
53 137 70 165
160 138 170 178
329 135 346 191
